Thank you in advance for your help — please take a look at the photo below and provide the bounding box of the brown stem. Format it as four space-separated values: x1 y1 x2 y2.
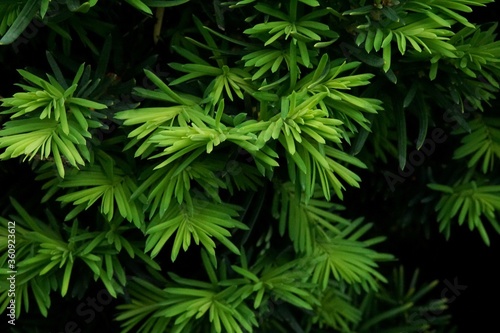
153 7 165 44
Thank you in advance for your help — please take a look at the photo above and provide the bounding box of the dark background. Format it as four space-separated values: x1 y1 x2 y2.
414 3 500 331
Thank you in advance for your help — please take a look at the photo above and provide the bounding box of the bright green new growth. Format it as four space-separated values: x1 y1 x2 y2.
0 61 107 178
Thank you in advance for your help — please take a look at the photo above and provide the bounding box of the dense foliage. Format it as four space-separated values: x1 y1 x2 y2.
1 0 499 332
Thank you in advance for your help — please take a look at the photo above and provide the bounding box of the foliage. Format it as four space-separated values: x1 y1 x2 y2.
0 61 107 178
1 0 500 332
